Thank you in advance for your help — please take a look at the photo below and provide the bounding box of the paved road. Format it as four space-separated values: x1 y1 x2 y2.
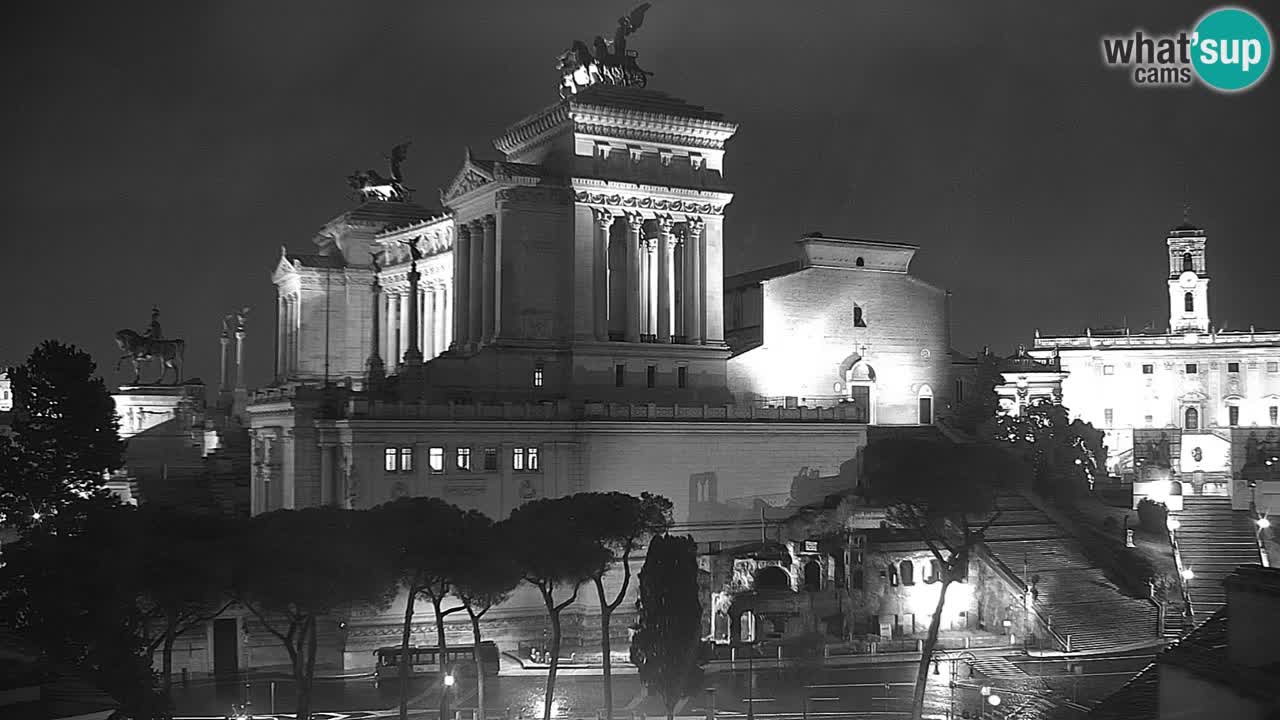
173 652 1154 720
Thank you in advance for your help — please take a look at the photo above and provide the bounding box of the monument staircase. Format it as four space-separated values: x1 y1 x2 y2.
203 424 252 518
981 493 1161 653
1172 494 1264 626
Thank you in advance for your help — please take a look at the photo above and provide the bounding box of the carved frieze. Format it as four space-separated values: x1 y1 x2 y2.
574 190 725 215
573 122 728 150
495 187 572 205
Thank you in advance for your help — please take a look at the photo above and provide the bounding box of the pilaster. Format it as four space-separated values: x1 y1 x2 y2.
625 213 643 343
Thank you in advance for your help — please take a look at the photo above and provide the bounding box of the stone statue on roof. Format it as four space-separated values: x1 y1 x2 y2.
347 143 413 202
557 3 654 99
399 236 424 263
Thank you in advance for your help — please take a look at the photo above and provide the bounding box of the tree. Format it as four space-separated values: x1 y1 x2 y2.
629 534 705 720
576 492 673 720
234 508 397 720
0 342 124 531
453 513 522 720
0 502 164 717
989 399 1107 498
134 506 236 706
505 497 611 720
373 497 475 720
862 438 1027 720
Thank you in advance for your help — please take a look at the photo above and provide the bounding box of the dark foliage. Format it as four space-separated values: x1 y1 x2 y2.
1137 498 1169 534
629 534 704 720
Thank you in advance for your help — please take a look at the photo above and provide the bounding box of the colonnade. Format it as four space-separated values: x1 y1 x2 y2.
594 210 706 344
276 293 300 377
379 283 451 367
452 215 498 348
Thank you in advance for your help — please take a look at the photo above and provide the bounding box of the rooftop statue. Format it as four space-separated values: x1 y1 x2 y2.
115 307 185 385
399 235 424 263
558 3 654 99
347 142 413 202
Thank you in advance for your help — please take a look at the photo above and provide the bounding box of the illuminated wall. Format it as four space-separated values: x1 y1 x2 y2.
726 236 952 424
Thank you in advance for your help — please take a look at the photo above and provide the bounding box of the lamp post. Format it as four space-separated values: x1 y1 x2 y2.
933 650 977 720
443 669 456 720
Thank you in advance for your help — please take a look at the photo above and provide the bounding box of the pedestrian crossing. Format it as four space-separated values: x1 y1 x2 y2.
971 656 1029 682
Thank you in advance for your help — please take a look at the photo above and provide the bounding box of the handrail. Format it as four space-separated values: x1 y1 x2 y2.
973 543 1069 652
1167 522 1197 624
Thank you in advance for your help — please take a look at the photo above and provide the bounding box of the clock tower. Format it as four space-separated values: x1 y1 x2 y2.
1167 222 1210 333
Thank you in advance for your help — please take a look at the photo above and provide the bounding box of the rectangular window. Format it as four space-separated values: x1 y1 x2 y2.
677 366 688 389
954 378 964 404
533 364 544 387
1103 365 1114 375
1142 364 1154 374
429 447 445 473
513 447 525 471
1228 362 1240 373
615 363 625 387
646 365 656 389
1144 414 1154 427
1104 408 1114 426
1271 406 1278 425
1269 362 1279 373
527 446 540 471
384 448 398 472
1229 406 1240 427
513 447 540 472
1185 363 1198 374
398 447 413 472
483 447 498 471
456 447 472 472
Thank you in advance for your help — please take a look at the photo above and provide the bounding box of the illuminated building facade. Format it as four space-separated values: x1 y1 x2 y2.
1029 223 1280 510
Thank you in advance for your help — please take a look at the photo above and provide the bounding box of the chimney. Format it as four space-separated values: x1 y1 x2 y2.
1225 565 1280 667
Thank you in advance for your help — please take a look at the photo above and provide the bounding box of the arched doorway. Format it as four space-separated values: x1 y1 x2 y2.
803 560 822 591
837 355 876 424
917 384 934 425
1185 407 1200 431
754 566 790 591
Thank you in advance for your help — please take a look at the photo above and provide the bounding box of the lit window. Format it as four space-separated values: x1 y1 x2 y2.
677 366 688 389
429 447 444 473
646 365 656 389
1229 406 1240 427
484 447 498 471
1142 364 1154 374
1271 406 1278 425
1103 365 1114 375
853 306 867 328
385 448 398 472
1144 414 1153 427
1104 408 1114 426
615 363 625 387
1185 363 1198 374
398 447 413 472
513 447 540 472
1228 362 1240 373
534 364 544 388
456 447 472 472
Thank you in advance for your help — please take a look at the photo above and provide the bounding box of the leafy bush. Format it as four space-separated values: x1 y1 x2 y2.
1137 499 1169 534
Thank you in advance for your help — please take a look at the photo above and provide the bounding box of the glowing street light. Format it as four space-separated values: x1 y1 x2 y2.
1258 517 1271 530
1181 567 1195 581
1167 517 1180 532
444 673 455 687
988 693 1002 707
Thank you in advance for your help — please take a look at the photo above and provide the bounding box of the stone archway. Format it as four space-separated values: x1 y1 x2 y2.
803 560 822 591
754 565 790 591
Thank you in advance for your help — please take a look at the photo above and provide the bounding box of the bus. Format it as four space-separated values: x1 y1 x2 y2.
373 641 501 678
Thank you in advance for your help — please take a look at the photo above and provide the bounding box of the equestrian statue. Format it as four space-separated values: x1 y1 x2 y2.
115 306 185 385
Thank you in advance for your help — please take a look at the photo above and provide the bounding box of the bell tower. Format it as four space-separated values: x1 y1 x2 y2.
1167 221 1210 333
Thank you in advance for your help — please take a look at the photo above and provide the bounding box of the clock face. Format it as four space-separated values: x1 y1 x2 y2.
1179 271 1198 288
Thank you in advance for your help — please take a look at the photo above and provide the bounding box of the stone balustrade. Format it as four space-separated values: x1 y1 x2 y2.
341 398 869 423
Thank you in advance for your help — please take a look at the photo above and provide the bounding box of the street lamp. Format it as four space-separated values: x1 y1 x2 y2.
1167 517 1180 532
1259 517 1271 530
1182 567 1195 581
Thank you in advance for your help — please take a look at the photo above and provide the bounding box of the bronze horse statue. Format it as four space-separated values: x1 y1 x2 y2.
114 329 185 385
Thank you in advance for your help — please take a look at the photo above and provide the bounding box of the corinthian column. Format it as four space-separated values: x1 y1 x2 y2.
592 208 614 341
657 216 675 343
454 224 471 348
481 215 497 343
645 238 658 339
625 213 643 343
469 219 484 346
404 258 423 367
424 285 436 358
684 217 705 345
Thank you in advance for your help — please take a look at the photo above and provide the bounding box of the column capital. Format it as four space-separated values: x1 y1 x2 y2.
592 207 616 229
457 223 472 240
481 214 497 230
657 215 677 235
685 216 706 234
625 212 645 231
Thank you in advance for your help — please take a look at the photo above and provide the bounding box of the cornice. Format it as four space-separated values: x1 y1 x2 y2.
571 181 732 216
494 103 572 157
570 105 738 150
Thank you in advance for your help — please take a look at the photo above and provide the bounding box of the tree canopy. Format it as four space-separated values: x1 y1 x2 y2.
988 399 1107 497
630 534 705 720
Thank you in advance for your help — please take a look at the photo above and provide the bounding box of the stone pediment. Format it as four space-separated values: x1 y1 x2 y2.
271 247 298 283
441 151 495 205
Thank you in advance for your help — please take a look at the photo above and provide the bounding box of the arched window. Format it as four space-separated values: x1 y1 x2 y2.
855 257 865 267
1185 292 1195 312
853 306 867 328
899 560 915 586
804 560 822 591
754 566 790 591
1183 252 1193 272
1185 407 1199 431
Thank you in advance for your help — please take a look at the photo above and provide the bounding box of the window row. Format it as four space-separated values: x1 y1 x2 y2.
384 445 540 474
1104 405 1279 429
1115 361 1280 375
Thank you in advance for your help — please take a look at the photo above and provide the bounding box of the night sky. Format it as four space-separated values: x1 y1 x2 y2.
3 1 1278 389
